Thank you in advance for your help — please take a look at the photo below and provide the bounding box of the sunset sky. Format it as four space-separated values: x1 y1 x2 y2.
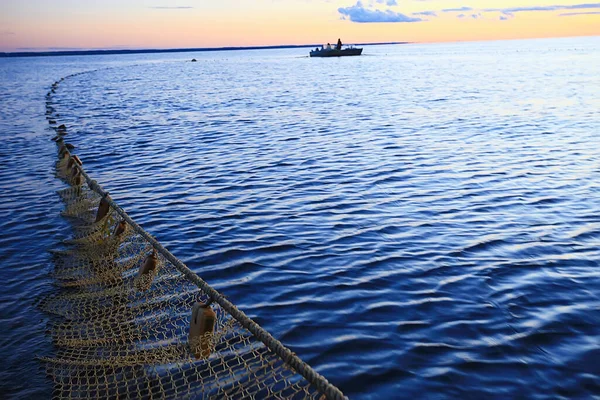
0 0 599 51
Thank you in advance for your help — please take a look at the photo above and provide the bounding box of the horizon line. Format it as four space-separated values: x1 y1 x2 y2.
0 42 410 58
2 34 597 58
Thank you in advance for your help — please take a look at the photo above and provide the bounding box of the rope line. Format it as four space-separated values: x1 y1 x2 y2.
42 70 347 400
79 168 346 400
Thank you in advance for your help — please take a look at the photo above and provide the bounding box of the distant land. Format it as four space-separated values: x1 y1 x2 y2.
0 42 409 58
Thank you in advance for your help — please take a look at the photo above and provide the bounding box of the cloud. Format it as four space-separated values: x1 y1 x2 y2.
148 6 193 9
1 30 15 35
344 1 600 24
438 2 600 20
483 3 600 13
559 10 600 15
338 2 423 22
412 10 437 16
442 7 473 12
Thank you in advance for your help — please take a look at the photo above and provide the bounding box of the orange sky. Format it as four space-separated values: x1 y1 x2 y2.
0 0 598 51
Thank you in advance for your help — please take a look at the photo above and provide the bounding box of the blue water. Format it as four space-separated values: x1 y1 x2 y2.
1 37 599 399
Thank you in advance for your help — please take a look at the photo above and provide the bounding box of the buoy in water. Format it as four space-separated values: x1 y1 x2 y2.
191 59 197 62
95 196 110 222
134 250 158 291
189 301 216 359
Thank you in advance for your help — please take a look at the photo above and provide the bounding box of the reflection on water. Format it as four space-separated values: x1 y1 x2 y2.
1 37 599 399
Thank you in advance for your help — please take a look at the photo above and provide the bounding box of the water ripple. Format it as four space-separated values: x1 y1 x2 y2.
1 38 600 399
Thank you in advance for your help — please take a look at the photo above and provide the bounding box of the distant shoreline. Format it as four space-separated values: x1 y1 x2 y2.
0 42 410 58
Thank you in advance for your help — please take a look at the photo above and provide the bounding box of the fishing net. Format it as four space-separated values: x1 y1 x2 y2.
39 143 345 399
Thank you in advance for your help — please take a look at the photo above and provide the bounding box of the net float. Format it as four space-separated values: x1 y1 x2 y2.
134 250 158 292
95 196 110 222
59 143 74 153
112 220 127 237
67 155 82 170
189 301 216 359
58 144 68 156
58 151 70 165
71 169 83 186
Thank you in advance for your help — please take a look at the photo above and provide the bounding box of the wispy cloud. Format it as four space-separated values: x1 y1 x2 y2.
483 3 600 13
339 1 600 23
412 10 437 16
1 30 15 35
432 2 600 20
339 1 422 22
148 6 193 9
559 10 600 15
442 7 473 12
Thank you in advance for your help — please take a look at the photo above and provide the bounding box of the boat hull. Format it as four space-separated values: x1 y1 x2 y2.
309 48 363 57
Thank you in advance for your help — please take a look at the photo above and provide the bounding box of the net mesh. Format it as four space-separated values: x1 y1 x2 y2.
40 146 342 399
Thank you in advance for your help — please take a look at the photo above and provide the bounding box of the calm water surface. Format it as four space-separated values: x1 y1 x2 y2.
1 37 599 399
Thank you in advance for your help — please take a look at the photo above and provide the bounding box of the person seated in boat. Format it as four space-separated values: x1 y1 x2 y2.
336 38 342 50
326 43 331 50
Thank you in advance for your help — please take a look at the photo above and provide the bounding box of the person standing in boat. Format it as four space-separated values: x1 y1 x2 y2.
336 38 342 50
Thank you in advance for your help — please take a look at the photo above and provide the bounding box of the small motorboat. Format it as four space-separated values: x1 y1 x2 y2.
310 45 363 58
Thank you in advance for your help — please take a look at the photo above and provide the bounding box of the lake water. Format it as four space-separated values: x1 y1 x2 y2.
1 37 599 399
